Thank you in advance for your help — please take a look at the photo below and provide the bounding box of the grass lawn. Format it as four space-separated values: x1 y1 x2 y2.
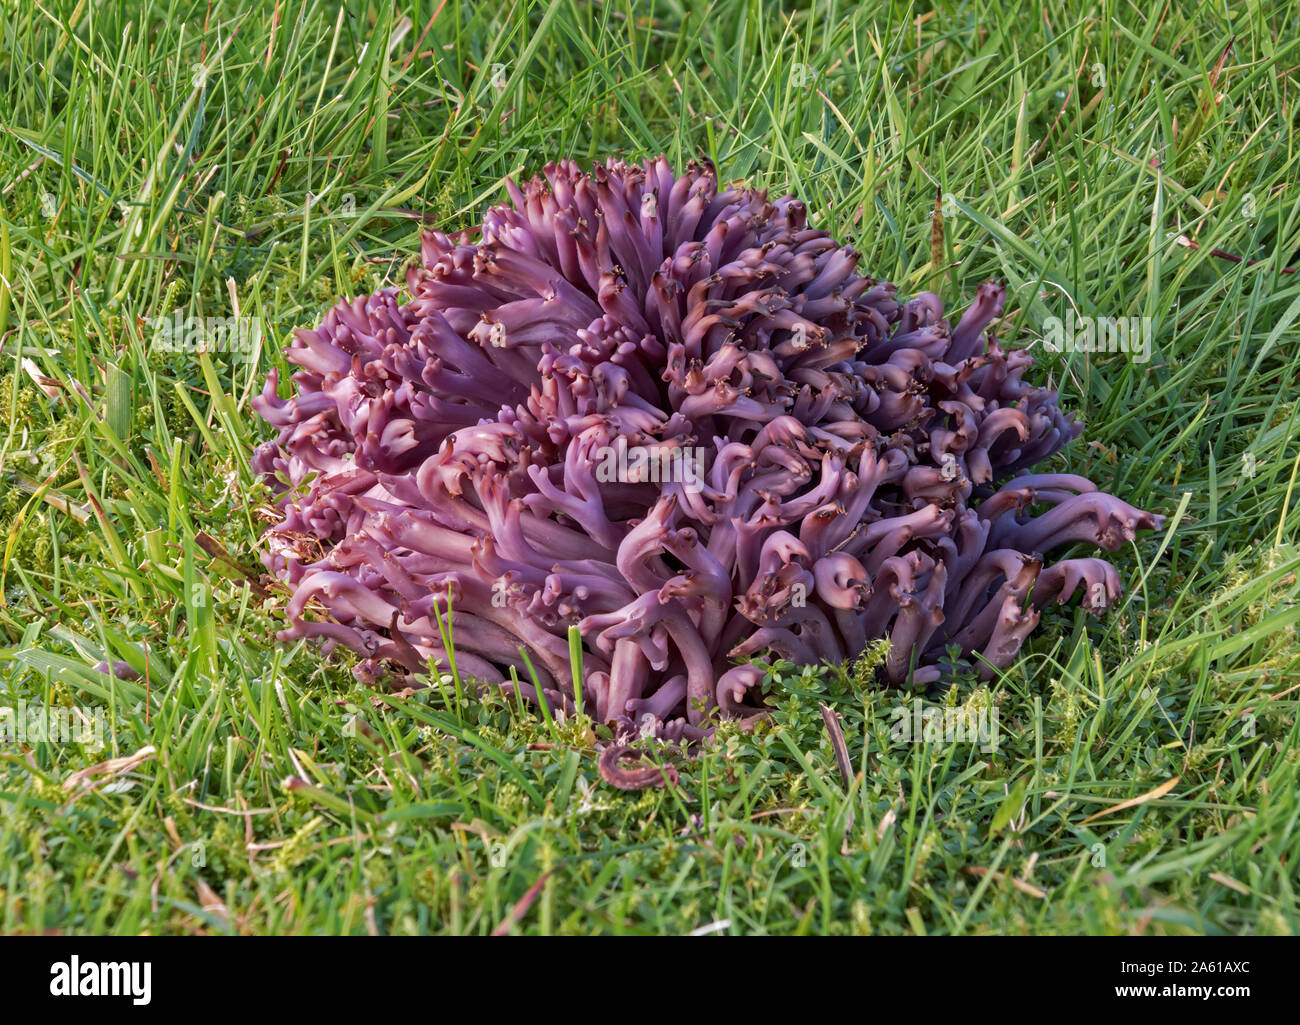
1 0 1299 936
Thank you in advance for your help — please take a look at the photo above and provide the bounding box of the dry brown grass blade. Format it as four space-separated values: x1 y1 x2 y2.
491 868 556 936
819 703 854 792
61 745 157 802
195 530 273 597
1177 37 1235 160
1080 775 1180 824
928 187 945 297
962 866 1047 899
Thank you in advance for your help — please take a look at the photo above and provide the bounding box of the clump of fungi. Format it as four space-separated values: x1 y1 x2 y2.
253 158 1162 747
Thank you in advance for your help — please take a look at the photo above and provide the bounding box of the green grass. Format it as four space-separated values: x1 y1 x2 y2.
2 0 1299 935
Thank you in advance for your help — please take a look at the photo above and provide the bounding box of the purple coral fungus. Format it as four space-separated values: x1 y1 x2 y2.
252 158 1162 742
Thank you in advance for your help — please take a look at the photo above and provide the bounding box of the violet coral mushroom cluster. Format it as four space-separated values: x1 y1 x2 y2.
252 157 1162 741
